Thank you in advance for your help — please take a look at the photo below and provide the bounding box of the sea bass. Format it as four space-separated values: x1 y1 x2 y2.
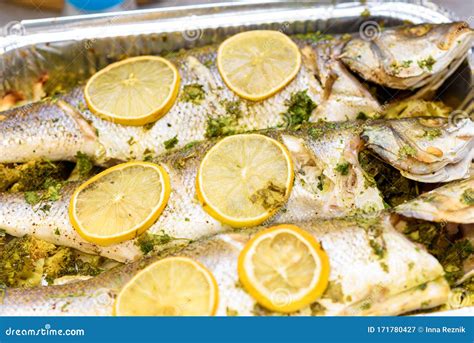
0 122 385 262
0 37 379 165
1 118 472 262
0 215 449 316
1 22 471 165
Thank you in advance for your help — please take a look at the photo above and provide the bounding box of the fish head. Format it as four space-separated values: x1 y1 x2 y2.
394 176 474 224
361 117 474 182
341 22 474 90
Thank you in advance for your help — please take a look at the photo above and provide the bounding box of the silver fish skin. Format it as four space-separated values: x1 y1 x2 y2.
0 122 386 262
362 117 474 183
395 176 474 224
0 37 380 165
341 22 474 91
0 215 448 316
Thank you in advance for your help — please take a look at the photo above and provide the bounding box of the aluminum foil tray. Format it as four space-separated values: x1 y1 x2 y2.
0 0 472 107
0 0 472 316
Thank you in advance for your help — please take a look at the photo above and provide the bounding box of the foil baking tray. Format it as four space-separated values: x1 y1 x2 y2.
0 0 472 108
0 0 472 316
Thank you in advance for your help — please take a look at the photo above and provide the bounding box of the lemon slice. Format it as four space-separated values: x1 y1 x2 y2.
196 134 294 228
217 30 301 101
238 224 329 313
69 161 170 246
115 257 219 316
85 56 180 126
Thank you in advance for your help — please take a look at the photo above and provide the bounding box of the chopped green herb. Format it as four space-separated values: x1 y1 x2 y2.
25 191 41 205
281 90 317 130
205 115 238 138
399 145 417 158
356 112 368 120
180 84 206 105
422 128 442 140
75 151 94 177
417 56 436 71
335 162 350 176
249 182 287 211
461 188 474 205
163 136 179 150
136 231 174 255
221 99 242 118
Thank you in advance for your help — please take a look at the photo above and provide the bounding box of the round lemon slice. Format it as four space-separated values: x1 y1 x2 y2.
217 30 301 101
85 56 180 126
115 257 219 316
238 224 329 313
196 134 294 228
69 161 170 246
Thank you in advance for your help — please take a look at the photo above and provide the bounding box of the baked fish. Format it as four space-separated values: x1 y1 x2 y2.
0 214 449 316
1 118 472 262
0 122 385 262
1 22 471 165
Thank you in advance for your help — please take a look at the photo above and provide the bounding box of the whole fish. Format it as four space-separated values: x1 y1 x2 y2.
0 214 449 316
0 121 385 262
341 22 474 94
1 22 471 165
1 118 472 262
0 38 378 165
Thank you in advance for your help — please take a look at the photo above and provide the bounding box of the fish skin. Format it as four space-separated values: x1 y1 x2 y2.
362 117 474 183
0 122 386 262
394 176 474 224
0 37 380 165
341 22 474 90
0 215 448 316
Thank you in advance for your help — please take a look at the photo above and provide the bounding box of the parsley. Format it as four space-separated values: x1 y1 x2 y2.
461 188 474 205
180 84 206 105
281 90 317 130
25 191 41 205
335 162 350 176
399 145 417 158
163 136 179 150
417 56 436 71
75 151 94 177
